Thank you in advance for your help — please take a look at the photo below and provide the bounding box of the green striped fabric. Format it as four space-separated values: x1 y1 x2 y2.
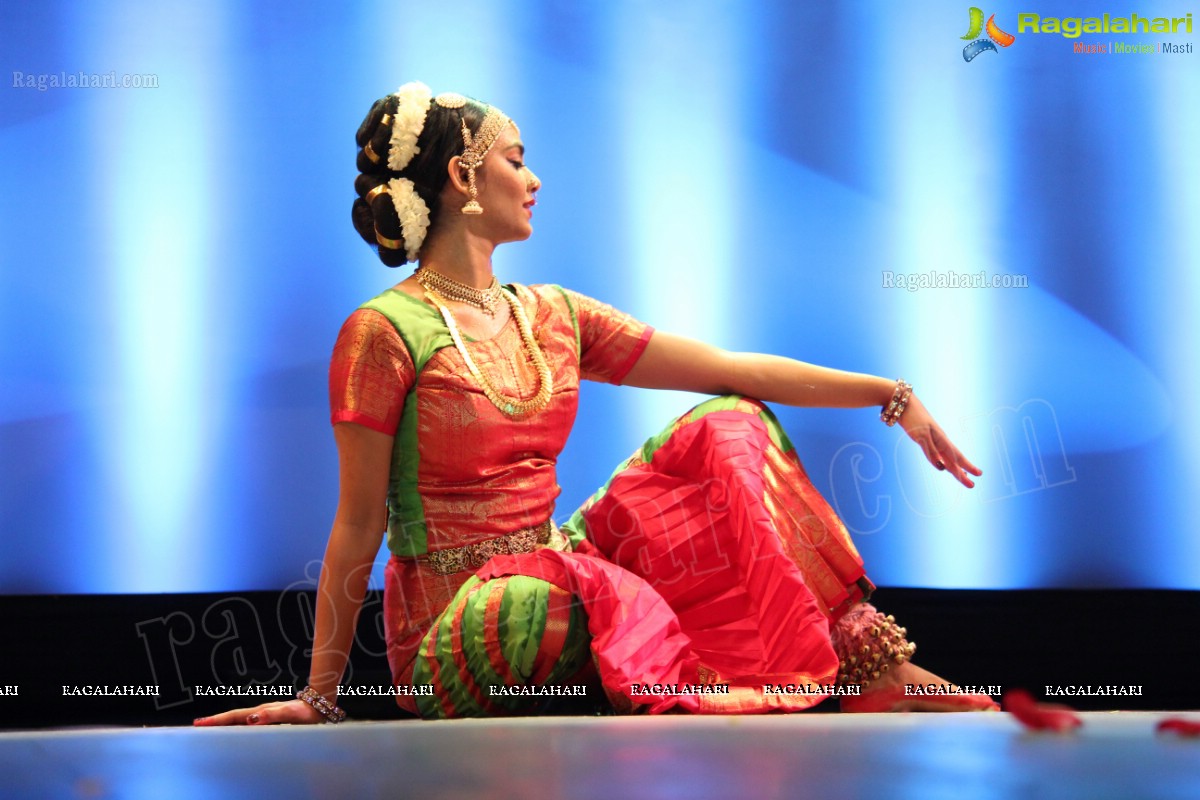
412 575 593 718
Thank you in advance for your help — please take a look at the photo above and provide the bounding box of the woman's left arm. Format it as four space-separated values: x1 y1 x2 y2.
621 331 982 488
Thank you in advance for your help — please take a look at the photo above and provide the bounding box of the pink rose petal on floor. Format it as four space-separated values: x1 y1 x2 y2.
1157 718 1200 737
1003 689 1083 733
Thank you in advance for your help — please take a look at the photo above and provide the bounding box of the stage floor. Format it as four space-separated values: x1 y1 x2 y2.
2 713 1197 799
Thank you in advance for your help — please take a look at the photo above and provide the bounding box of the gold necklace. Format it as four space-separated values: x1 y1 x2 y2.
415 266 503 318
424 286 553 417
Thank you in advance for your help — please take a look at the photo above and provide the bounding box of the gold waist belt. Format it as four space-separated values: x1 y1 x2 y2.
420 520 554 576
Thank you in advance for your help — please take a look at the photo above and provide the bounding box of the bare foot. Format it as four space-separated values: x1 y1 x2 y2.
840 661 1000 713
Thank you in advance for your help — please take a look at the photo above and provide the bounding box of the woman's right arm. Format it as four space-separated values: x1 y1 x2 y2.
194 422 393 726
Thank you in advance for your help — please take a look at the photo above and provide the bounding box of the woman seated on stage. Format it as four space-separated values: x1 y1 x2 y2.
196 82 997 725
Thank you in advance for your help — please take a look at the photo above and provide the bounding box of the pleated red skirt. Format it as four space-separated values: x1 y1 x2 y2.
469 396 874 714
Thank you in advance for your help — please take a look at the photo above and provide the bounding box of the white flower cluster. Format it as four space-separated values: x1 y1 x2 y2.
388 177 431 262
382 81 434 262
387 81 431 171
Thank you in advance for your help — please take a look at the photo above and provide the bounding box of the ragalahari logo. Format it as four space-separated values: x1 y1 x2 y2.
962 8 1016 61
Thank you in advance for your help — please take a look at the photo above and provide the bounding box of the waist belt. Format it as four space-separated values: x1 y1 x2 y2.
420 520 554 576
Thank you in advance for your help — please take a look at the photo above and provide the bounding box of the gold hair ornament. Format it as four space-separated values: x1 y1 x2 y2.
435 93 467 109
364 184 388 205
456 106 511 214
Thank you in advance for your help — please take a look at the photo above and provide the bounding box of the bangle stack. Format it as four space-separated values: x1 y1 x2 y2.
297 685 347 724
880 380 913 427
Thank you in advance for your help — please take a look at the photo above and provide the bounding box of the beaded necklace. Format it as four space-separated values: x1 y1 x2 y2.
422 285 553 417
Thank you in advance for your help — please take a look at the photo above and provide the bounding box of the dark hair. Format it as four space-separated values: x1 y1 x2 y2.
351 91 489 267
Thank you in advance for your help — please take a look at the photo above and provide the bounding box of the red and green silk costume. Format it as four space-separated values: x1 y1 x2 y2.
329 284 873 717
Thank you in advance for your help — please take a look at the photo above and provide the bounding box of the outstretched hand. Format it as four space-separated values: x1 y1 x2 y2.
898 394 982 488
193 698 325 727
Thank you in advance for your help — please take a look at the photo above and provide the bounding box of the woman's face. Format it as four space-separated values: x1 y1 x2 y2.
473 123 541 243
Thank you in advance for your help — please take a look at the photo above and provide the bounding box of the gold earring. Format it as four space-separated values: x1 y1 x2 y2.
462 165 483 215
457 109 509 215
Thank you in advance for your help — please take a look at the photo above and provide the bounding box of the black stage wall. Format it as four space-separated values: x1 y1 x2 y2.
2 588 1193 728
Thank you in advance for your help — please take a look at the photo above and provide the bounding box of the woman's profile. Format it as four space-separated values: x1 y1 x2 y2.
196 82 996 725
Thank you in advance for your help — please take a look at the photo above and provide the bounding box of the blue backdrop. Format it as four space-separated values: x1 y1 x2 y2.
1 1 1197 593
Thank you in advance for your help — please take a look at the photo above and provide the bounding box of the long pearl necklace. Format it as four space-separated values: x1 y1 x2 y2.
422 285 553 417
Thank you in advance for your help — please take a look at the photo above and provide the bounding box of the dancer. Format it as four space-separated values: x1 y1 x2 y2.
197 82 995 725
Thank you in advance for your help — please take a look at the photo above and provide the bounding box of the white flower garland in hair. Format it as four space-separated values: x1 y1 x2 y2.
388 81 432 172
387 177 431 262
